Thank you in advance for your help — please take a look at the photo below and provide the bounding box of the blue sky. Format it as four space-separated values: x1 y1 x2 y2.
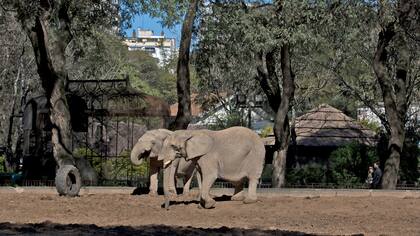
125 14 182 47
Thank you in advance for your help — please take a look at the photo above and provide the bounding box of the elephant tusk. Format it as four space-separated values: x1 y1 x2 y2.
164 160 172 167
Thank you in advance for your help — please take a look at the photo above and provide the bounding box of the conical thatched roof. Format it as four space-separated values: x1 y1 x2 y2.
263 104 377 146
295 104 377 146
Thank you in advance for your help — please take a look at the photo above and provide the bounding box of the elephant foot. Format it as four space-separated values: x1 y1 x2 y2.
148 191 158 196
201 198 216 209
231 194 245 201
168 188 177 196
243 197 258 204
182 188 190 195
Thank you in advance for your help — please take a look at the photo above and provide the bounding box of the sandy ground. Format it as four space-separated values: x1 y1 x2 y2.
0 189 419 235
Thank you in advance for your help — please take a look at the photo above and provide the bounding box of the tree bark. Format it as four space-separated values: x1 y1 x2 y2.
16 0 75 167
170 0 199 130
255 44 295 188
272 45 295 188
373 0 415 189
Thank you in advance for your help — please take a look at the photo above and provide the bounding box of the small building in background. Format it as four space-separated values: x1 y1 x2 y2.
169 93 272 132
263 104 378 166
123 28 177 66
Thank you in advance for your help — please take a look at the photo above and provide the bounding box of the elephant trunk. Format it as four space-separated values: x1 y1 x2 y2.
130 150 144 166
131 142 152 166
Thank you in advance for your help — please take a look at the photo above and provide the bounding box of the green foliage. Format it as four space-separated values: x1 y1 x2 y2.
397 127 419 184
329 142 377 185
358 119 381 134
399 143 420 184
0 155 5 173
118 150 149 178
69 31 178 103
73 148 102 175
195 1 364 118
73 148 149 181
260 125 274 138
286 164 327 185
207 111 245 130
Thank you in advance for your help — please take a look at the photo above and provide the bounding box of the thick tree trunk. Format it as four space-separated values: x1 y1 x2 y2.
255 45 295 188
17 1 75 167
171 0 199 130
49 79 75 167
272 149 287 187
373 0 414 189
272 45 295 188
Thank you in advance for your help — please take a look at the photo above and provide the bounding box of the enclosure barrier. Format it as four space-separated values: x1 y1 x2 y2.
1 179 418 190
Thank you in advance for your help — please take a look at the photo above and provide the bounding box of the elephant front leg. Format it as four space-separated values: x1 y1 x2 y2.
199 172 217 209
167 159 180 195
243 177 258 204
148 163 159 196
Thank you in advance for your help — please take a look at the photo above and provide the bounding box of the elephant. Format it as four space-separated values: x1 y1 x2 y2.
130 129 200 195
158 126 266 209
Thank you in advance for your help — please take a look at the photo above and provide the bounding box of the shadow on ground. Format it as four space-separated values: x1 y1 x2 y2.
0 222 325 236
132 187 186 195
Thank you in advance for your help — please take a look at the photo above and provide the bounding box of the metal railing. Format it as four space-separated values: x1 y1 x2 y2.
1 179 419 190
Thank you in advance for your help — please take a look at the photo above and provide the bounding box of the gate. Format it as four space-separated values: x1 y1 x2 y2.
66 78 170 186
2 77 170 187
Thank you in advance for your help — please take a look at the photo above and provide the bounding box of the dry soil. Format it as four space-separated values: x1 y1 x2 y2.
0 190 419 235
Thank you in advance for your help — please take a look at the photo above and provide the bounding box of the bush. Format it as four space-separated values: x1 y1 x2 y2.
0 155 5 173
376 130 419 185
398 133 420 184
73 147 102 175
73 148 149 181
207 111 245 130
260 126 273 138
286 163 327 185
328 142 377 185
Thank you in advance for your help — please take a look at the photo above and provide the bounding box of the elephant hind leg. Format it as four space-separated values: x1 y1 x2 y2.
243 177 258 204
231 179 245 201
182 166 197 194
182 175 193 194
200 172 217 209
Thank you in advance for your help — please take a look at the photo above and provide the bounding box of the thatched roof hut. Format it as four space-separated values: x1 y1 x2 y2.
294 104 377 146
264 104 377 147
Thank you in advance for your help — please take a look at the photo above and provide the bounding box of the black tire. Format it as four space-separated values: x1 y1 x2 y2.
55 165 81 197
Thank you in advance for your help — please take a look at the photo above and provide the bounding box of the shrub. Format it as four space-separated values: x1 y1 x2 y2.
207 111 245 130
260 125 273 138
399 128 420 184
0 155 5 173
328 142 377 185
286 163 327 185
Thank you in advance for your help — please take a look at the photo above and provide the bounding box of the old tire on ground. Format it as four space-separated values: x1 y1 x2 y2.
55 165 82 197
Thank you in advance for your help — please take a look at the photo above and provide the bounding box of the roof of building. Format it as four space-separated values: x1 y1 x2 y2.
263 104 378 147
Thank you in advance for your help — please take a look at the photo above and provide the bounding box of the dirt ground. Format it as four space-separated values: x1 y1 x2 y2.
0 190 419 235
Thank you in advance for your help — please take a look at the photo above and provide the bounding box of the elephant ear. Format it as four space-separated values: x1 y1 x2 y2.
185 133 213 160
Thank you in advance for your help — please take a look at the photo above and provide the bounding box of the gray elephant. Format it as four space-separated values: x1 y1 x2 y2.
130 129 199 195
158 126 266 209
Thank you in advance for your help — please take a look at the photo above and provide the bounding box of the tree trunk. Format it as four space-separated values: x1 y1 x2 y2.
271 45 295 188
170 0 199 130
17 1 75 167
373 0 414 189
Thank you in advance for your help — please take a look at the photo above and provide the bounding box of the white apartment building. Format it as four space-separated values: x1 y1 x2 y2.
123 28 177 66
357 104 420 129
